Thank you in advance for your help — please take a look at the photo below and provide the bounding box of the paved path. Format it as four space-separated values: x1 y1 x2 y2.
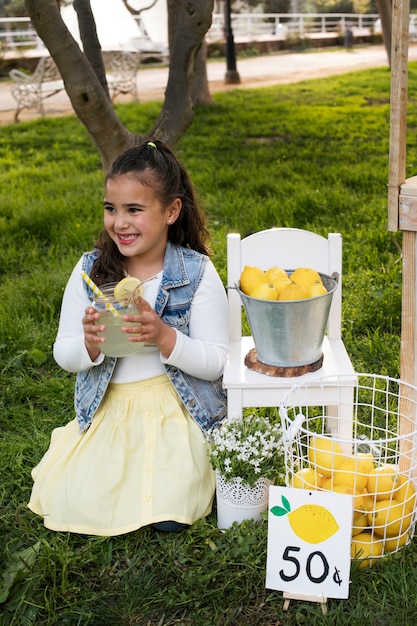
1 44 417 125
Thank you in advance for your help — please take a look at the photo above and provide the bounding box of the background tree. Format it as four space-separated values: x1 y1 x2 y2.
375 0 392 66
0 0 26 15
24 0 214 172
314 0 354 11
264 0 291 12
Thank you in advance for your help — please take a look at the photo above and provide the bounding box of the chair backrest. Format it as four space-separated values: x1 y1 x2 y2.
227 227 342 342
42 56 62 82
102 50 140 77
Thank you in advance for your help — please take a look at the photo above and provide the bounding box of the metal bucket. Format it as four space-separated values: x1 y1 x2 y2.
238 271 338 368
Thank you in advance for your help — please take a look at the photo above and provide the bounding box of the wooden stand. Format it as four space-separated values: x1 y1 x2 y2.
244 348 324 378
283 591 328 614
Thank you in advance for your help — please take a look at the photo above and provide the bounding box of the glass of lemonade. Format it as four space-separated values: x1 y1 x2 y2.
92 282 144 357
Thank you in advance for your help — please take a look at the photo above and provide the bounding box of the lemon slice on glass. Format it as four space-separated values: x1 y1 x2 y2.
114 276 144 304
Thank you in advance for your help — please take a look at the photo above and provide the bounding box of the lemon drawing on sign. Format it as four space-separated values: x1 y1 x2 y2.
271 495 339 544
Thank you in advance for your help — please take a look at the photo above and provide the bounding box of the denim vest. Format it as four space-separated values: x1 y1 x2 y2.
74 242 227 435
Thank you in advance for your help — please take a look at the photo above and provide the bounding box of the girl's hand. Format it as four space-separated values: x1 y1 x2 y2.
82 306 105 361
122 296 176 359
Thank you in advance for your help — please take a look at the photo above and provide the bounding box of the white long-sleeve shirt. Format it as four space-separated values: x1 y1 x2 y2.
53 255 229 383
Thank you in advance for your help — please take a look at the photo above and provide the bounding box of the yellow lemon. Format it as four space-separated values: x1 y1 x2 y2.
249 283 279 300
384 528 412 553
114 276 144 304
359 489 377 514
264 266 288 284
271 275 292 296
367 465 402 501
307 280 328 298
308 435 345 477
332 484 365 513
352 511 369 536
320 476 333 490
290 467 322 490
332 454 373 493
394 475 417 513
290 267 322 287
288 504 339 544
240 265 266 295
278 282 309 301
369 499 414 538
357 452 375 474
351 532 383 569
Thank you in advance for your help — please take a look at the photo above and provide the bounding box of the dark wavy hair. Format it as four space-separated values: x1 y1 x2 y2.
91 140 211 285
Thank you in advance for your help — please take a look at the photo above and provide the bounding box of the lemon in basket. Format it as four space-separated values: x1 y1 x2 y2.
332 484 366 513
352 511 369 537
272 276 292 296
351 532 383 569
264 266 288 284
332 454 374 492
249 283 279 300
366 465 402 500
394 475 417 513
369 499 414 537
264 266 291 296
307 280 328 298
290 467 322 490
279 282 309 301
384 528 412 553
308 435 345 477
240 265 266 295
290 267 322 287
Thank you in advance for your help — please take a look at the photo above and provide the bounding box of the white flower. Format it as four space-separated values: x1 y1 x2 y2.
208 412 285 488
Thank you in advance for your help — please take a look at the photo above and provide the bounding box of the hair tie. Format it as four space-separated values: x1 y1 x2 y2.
147 141 157 149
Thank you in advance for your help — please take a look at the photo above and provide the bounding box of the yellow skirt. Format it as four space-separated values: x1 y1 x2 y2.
28 375 215 536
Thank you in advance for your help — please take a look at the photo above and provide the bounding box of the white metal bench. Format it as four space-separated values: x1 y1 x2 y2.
9 51 140 122
102 50 140 102
9 56 64 122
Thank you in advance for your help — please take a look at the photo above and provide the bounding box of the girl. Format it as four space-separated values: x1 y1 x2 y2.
28 140 229 536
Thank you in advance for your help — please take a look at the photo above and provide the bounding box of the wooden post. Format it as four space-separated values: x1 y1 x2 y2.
388 0 409 233
399 231 417 474
388 0 417 474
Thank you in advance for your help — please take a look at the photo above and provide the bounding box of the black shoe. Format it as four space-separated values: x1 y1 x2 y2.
151 521 190 532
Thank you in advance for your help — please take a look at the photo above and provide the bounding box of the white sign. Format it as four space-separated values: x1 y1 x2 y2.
266 486 352 600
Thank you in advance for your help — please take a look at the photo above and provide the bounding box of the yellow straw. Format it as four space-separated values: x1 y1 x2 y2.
81 271 121 318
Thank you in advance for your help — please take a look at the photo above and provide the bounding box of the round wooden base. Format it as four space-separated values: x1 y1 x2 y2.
244 348 324 378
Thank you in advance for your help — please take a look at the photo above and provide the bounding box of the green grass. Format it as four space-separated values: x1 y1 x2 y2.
1 60 417 624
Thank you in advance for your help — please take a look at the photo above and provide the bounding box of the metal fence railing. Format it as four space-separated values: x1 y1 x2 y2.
0 13 380 54
0 17 42 52
208 13 379 40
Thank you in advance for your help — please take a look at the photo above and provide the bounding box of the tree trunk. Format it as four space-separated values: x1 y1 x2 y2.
376 0 392 67
148 0 214 141
24 0 214 171
192 39 214 105
167 1 213 105
73 0 109 98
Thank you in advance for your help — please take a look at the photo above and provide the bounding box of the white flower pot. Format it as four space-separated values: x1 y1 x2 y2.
215 471 270 529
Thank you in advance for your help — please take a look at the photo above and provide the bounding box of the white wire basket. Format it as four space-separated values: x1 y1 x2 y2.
279 374 417 567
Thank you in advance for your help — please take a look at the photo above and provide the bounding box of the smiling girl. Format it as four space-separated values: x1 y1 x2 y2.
28 141 229 536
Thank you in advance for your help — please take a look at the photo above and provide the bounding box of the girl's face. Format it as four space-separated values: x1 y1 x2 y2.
103 173 181 265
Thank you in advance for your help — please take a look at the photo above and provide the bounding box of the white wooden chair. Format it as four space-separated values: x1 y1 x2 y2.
223 227 357 442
